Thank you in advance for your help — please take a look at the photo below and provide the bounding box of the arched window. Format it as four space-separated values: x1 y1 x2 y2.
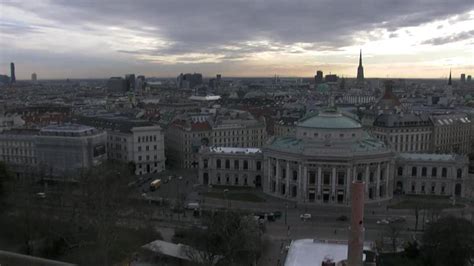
234 160 239 169
397 167 403 176
292 170 298 180
225 159 230 169
442 168 447 177
243 160 248 170
203 159 208 169
457 169 462 179
431 167 437 177
411 167 417 177
421 167 427 177
216 159 221 169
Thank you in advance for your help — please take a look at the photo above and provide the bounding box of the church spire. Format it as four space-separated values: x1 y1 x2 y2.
448 69 452 85
357 49 364 83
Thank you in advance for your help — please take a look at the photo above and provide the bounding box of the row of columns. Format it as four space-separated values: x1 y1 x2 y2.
266 157 392 202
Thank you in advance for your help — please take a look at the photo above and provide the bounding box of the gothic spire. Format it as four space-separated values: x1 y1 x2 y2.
359 49 362 66
448 69 452 85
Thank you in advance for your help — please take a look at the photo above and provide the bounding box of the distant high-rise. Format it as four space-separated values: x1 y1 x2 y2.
10 62 15 83
325 74 338 83
448 70 452 85
356 50 364 82
460 73 466 83
31 73 37 81
177 73 203 89
467 75 472 83
315 70 323 84
107 77 127 93
125 74 136 91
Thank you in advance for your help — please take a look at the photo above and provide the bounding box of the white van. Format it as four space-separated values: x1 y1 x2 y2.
185 202 200 210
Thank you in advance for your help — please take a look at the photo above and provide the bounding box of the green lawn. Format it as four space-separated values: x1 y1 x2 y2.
389 195 464 209
203 191 266 202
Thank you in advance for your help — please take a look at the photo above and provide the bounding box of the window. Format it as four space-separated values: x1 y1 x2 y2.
422 167 427 177
323 172 330 185
138 156 142 161
292 170 297 180
234 175 239 185
457 169 462 178
146 146 149 151
204 159 208 169
216 159 221 169
309 171 316 184
226 174 230 184
243 160 248 170
369 172 374 183
138 146 142 152
411 167 417 177
337 172 345 185
431 167 437 177
234 160 239 169
397 167 403 176
225 159 230 169
411 182 416 192
431 183 436 193
256 161 262 170
217 174 221 184
154 145 157 150
421 183 425 193
442 168 447 177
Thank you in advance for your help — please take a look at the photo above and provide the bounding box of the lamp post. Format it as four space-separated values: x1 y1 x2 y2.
223 189 230 208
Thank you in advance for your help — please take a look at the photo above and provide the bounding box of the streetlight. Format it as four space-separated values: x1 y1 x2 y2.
223 189 230 208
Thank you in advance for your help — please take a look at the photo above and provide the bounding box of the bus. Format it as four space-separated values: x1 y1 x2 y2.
149 179 161 191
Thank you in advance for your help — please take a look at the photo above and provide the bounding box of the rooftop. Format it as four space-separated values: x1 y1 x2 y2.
397 153 460 162
208 146 262 154
298 109 361 129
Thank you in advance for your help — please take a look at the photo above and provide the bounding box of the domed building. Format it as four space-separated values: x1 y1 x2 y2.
263 107 394 204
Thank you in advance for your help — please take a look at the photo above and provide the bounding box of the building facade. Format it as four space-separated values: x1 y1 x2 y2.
35 124 107 177
372 113 433 153
73 116 166 175
0 129 39 178
198 147 264 188
394 153 469 197
430 113 472 154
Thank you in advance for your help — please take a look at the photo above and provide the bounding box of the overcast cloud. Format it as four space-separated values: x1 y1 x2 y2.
0 0 473 78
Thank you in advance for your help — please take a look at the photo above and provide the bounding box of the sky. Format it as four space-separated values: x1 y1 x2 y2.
0 0 473 79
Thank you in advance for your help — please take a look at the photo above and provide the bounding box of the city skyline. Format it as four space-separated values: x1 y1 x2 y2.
0 0 473 79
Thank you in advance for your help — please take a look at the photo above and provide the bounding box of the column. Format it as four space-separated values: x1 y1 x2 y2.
298 163 303 200
331 167 336 195
317 167 322 195
365 165 370 193
286 161 290 197
346 167 351 203
275 159 280 194
385 163 390 197
266 158 271 192
303 165 308 200
376 163 381 199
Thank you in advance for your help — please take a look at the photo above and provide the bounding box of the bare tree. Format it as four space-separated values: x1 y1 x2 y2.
74 161 134 265
385 221 405 252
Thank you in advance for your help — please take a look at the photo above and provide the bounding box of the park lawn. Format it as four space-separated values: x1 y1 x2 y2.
389 196 464 209
204 191 266 202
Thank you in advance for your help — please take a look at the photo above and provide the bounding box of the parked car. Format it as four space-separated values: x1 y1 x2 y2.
36 192 46 199
376 219 389 225
300 213 312 221
185 202 200 210
273 211 282 219
336 215 348 221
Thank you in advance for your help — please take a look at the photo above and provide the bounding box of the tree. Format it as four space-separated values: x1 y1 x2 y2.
0 161 12 205
385 221 404 252
74 161 135 265
175 210 262 266
422 216 474 266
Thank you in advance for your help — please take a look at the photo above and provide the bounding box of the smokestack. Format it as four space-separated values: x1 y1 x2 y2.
347 181 365 266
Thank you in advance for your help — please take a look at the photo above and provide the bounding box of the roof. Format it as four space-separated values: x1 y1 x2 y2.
284 239 371 266
208 147 262 154
298 109 361 129
397 153 461 162
142 240 222 264
374 113 432 128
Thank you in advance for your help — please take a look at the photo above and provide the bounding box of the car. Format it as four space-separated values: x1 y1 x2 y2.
387 217 406 224
273 211 282 219
36 192 46 199
300 213 311 221
185 202 200 210
377 219 389 225
336 215 348 221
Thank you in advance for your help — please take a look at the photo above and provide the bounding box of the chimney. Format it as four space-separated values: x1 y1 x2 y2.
347 181 365 266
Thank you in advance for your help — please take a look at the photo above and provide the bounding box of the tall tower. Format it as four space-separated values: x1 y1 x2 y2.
347 181 365 266
448 70 452 85
356 50 364 82
10 62 16 83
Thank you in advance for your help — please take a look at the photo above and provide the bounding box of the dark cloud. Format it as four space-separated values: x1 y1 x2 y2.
3 0 473 55
421 30 474 45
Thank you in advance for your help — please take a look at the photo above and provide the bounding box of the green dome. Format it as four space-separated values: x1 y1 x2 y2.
298 109 361 129
316 83 329 93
